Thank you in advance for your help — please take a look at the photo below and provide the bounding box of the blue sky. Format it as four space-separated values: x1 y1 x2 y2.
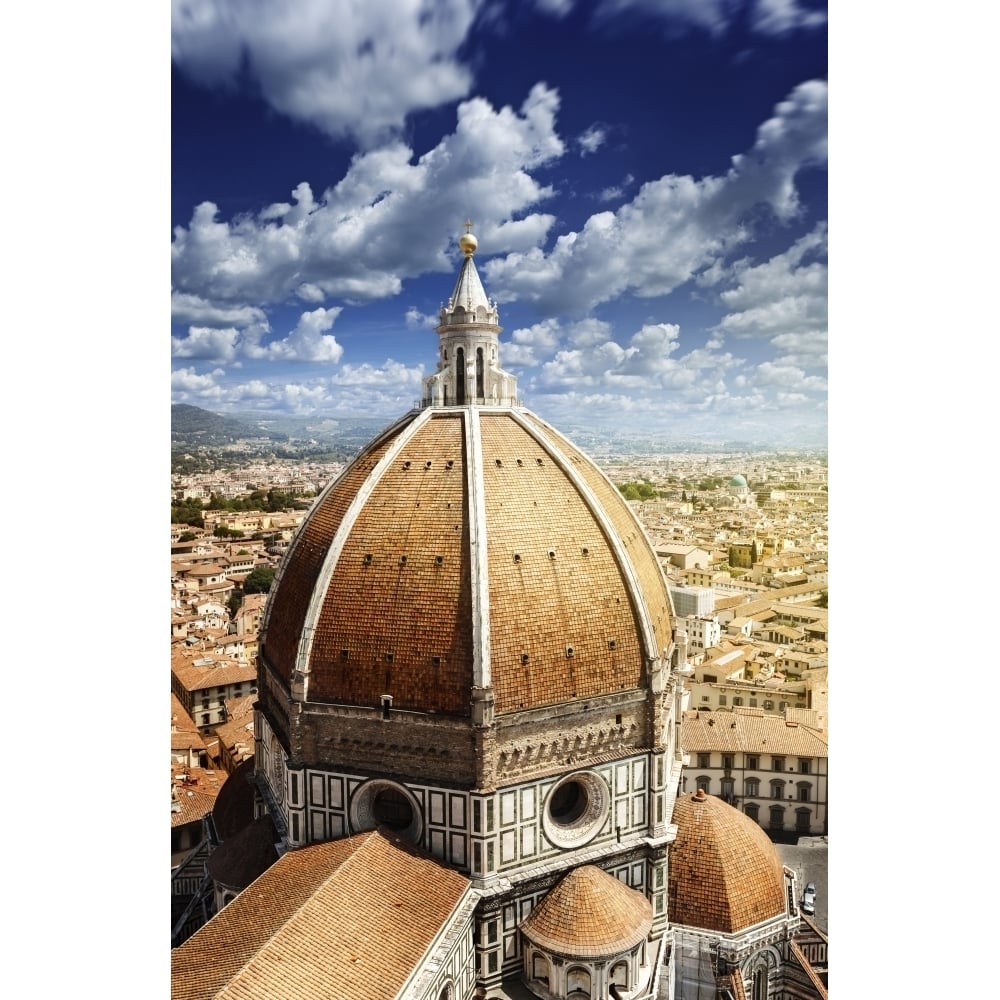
171 0 828 445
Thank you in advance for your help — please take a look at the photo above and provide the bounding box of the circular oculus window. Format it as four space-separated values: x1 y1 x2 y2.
350 779 423 845
542 771 610 848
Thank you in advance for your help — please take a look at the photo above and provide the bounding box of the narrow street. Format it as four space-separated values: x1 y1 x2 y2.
775 836 828 932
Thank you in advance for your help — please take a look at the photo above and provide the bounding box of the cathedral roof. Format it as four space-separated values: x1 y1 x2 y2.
172 829 472 1000
668 789 788 934
520 865 653 959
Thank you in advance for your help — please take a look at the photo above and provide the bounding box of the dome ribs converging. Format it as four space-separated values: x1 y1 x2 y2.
480 413 646 714
307 413 475 715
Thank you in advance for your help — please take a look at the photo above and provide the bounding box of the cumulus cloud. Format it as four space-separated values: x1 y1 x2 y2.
171 326 242 362
247 307 345 362
171 292 268 328
171 0 483 147
330 360 425 388
171 308 344 364
714 223 827 366
533 320 740 397
483 80 827 315
172 84 566 311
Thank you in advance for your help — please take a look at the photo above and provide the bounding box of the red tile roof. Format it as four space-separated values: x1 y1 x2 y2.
520 865 652 958
171 829 472 1000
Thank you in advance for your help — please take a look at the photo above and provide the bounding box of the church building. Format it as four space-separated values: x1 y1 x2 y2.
171 228 822 1000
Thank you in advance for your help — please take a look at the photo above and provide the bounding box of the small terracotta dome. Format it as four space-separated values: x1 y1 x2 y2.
521 865 653 959
668 790 787 933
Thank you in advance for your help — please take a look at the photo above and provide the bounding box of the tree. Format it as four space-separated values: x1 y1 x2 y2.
178 531 198 543
243 565 276 594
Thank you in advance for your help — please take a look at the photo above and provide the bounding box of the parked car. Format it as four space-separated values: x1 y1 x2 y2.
801 882 816 915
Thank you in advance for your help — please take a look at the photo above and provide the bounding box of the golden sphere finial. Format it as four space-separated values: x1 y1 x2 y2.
459 219 477 257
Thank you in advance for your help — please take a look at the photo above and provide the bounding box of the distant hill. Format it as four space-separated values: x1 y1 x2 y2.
171 405 288 447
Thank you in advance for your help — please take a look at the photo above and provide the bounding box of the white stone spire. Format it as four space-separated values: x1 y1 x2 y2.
422 224 519 408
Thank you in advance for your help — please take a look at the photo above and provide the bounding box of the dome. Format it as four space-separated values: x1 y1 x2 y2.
256 229 677 796
260 406 673 718
668 789 787 933
729 475 748 488
520 865 653 958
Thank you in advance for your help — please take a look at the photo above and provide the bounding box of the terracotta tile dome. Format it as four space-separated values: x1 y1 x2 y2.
668 789 788 933
520 865 653 958
259 405 673 719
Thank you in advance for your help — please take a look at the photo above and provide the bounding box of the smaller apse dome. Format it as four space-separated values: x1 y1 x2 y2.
521 865 653 959
668 789 788 934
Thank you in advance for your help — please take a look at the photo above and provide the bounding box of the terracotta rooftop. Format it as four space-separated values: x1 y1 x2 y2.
520 865 652 959
171 651 257 693
668 790 788 934
171 829 472 1000
680 710 828 756
171 768 225 828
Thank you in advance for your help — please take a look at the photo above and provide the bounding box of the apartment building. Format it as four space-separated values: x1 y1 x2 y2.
680 709 828 837
171 650 257 730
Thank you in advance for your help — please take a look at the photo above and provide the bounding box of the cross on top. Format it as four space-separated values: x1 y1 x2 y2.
463 218 474 234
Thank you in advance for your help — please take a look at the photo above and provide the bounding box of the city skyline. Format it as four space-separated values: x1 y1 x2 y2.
171 0 828 446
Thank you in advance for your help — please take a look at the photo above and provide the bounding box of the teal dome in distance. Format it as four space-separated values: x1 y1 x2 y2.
729 474 748 488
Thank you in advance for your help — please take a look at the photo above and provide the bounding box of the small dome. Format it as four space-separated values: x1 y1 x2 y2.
668 790 787 933
729 475 748 488
520 865 653 958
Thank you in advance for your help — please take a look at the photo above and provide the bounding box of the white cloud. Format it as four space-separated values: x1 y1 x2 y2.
172 85 566 311
714 223 827 369
330 360 424 388
171 292 268 327
248 307 345 362
534 320 737 395
505 318 565 365
171 0 484 146
483 81 827 314
578 124 608 156
406 307 438 330
171 308 344 364
597 174 634 202
171 326 242 362
747 361 826 393
171 366 231 405
750 0 827 37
